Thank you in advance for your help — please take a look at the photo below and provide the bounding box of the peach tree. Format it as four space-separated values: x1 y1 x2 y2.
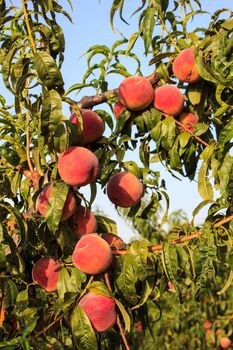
0 1 232 349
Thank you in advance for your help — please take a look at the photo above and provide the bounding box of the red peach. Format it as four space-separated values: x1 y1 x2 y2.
107 171 143 208
178 111 199 133
32 257 61 292
220 337 232 349
118 76 154 111
113 102 126 119
153 85 184 116
102 233 125 250
37 184 77 221
70 109 105 144
79 292 116 332
70 205 97 238
58 146 99 187
204 320 212 330
172 48 200 83
72 234 113 274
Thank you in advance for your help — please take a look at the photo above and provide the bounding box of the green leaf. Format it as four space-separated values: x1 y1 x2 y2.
126 31 142 54
57 267 71 300
115 254 138 305
217 270 233 295
198 161 214 200
45 182 69 233
22 316 39 337
88 281 112 297
114 298 131 332
162 243 187 303
142 6 155 54
95 215 117 233
40 89 63 135
71 305 97 350
130 280 153 310
34 51 64 90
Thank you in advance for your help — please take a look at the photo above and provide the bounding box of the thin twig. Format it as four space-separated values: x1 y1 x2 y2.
174 119 209 147
116 315 131 350
112 214 233 256
21 0 37 55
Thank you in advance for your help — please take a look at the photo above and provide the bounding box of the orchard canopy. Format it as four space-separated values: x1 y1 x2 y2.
0 1 232 350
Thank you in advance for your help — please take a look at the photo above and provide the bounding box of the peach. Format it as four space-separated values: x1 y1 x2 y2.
153 85 184 116
178 111 199 133
118 76 154 111
204 320 212 330
172 48 200 83
37 184 77 221
70 109 105 144
72 234 113 274
79 292 116 332
220 337 231 349
113 102 125 119
102 233 125 250
70 205 97 238
107 171 143 208
32 257 61 292
58 146 99 187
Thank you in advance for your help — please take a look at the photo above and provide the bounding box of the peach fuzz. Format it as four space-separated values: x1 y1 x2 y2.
70 205 97 238
58 146 99 187
70 109 105 144
37 184 77 221
118 76 154 111
72 234 113 274
107 171 143 208
220 337 232 349
102 232 125 250
32 257 61 292
178 111 199 133
153 85 184 116
79 292 117 332
113 102 125 119
172 48 200 83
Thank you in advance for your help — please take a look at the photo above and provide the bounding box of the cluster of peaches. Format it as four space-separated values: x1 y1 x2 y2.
115 47 200 132
31 47 201 333
204 320 232 349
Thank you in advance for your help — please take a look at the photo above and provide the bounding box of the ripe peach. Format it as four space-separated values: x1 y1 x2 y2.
70 205 97 238
204 320 212 330
58 146 99 187
32 257 61 292
153 85 184 116
172 48 200 83
113 102 125 119
178 112 199 133
79 292 117 332
70 109 105 144
220 337 231 349
102 233 125 250
118 76 154 111
107 171 143 208
72 234 113 274
37 184 77 221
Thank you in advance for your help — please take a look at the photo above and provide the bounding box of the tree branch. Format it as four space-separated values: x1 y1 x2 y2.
112 214 233 256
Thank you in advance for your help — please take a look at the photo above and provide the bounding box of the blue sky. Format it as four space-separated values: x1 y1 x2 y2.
1 0 232 242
